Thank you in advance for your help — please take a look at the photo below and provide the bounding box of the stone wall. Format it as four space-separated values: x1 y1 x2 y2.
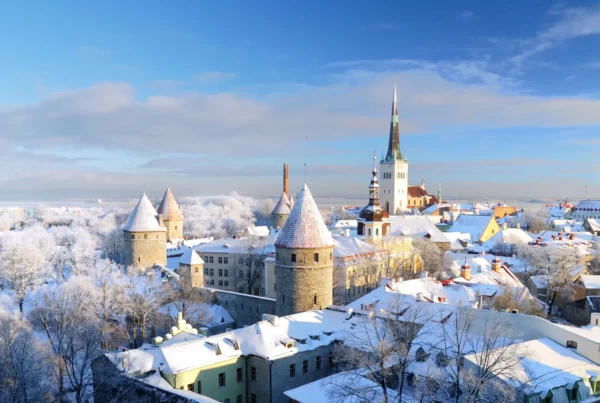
164 219 183 240
123 230 167 269
272 213 288 229
275 246 334 316
210 289 276 328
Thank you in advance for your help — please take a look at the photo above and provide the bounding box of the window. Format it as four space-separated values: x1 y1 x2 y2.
291 254 296 263
316 356 322 370
224 257 228 264
237 395 242 403
239 257 244 264
224 280 229 287
224 399 230 403
187 383 193 391
239 270 244 278
376 228 379 236
567 340 578 349
251 366 256 381
314 253 319 262
197 381 201 393
237 367 243 382
251 394 257 403
138 257 141 263
218 257 223 264
567 384 578 401
303 360 308 374
289 364 296 378
254 287 260 296
209 256 214 263
330 253 332 259
218 268 223 277
204 268 208 275
195 267 198 273
144 234 147 239
218 372 225 388
224 269 229 277
209 268 214 276
218 280 223 286
368 228 372 236
314 294 317 305
282 294 285 303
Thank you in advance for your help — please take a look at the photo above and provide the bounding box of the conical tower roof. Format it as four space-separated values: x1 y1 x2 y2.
158 188 184 221
275 184 334 249
178 246 204 265
272 192 292 215
123 193 166 232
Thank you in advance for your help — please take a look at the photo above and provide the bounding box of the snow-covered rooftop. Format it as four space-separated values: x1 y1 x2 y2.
271 192 291 215
284 372 399 403
448 215 494 243
332 234 385 259
157 188 184 221
122 193 166 232
178 246 205 265
485 227 533 246
275 184 334 249
465 337 600 397
388 216 450 243
580 275 600 290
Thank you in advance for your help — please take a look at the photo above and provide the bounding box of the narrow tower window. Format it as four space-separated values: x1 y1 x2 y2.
313 253 319 262
291 254 296 263
314 294 317 305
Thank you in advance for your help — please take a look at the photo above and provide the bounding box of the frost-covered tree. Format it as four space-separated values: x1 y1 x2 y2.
51 226 98 279
0 238 47 312
123 269 162 348
160 272 213 326
0 309 52 402
100 226 125 264
93 260 128 349
30 277 102 403
181 192 258 238
411 236 452 279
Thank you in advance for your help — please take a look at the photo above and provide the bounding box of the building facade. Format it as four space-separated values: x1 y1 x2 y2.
380 80 409 215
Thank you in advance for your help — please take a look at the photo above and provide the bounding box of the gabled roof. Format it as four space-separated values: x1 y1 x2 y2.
272 192 292 215
448 215 495 242
275 184 334 249
158 188 184 221
123 193 166 232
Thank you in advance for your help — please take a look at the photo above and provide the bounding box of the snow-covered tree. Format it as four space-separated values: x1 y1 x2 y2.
235 237 270 295
92 260 128 349
160 272 213 326
51 226 98 279
30 277 102 403
0 237 47 312
100 226 125 264
123 269 162 348
0 309 52 402
411 236 452 279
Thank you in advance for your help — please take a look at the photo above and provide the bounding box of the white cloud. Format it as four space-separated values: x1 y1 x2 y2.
460 10 474 19
512 5 600 64
192 71 237 85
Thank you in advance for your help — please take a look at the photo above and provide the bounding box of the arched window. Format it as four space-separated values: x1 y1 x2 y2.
375 228 379 236
368 228 372 236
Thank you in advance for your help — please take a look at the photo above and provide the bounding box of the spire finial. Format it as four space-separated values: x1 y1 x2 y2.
373 149 377 174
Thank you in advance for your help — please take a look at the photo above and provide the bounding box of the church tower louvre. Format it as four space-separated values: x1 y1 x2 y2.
123 193 167 269
380 79 409 215
358 152 390 243
274 184 334 316
157 188 184 241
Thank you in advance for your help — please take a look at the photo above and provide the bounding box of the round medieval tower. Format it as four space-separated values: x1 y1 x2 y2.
275 184 334 316
157 188 184 241
123 193 167 269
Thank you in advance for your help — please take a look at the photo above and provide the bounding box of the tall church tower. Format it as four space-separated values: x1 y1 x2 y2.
275 184 334 316
380 79 408 215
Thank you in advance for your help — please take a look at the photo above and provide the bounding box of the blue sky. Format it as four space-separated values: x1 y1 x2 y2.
1 1 600 200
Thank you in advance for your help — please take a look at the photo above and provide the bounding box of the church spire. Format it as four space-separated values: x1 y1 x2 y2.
369 150 380 206
437 184 442 204
385 78 401 161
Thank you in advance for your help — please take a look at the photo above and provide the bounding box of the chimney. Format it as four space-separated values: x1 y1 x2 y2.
503 222 508 229
461 260 471 281
283 163 289 196
492 256 501 273
516 223 521 229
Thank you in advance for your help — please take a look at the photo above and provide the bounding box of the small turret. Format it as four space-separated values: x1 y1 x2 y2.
492 256 501 273
461 259 471 281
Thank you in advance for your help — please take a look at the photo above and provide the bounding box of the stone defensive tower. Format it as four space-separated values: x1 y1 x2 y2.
275 184 334 316
123 193 167 269
157 188 184 241
177 246 205 288
271 163 292 229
